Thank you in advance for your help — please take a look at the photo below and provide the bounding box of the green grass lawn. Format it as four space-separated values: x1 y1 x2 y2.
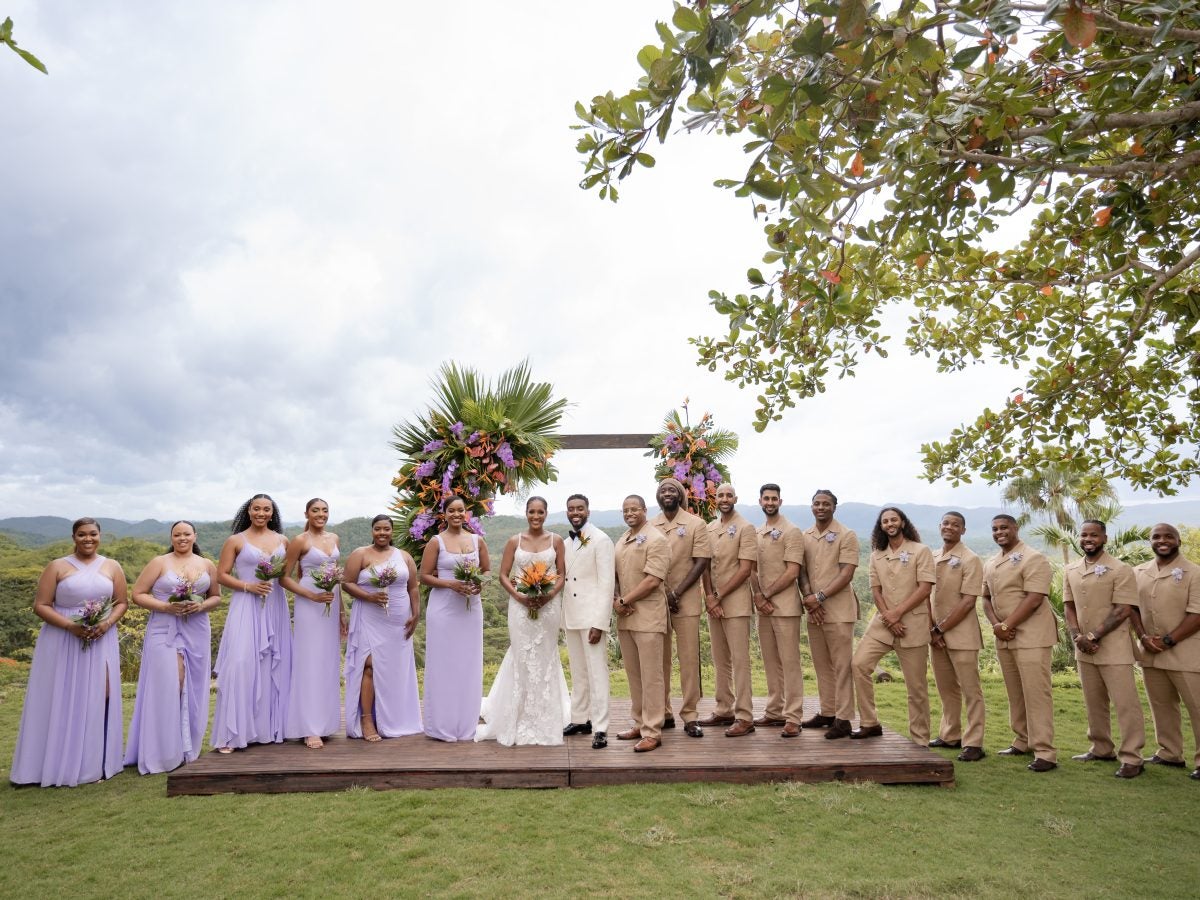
2 661 1198 899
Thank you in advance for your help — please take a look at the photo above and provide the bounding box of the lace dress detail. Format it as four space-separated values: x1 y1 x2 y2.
475 536 570 745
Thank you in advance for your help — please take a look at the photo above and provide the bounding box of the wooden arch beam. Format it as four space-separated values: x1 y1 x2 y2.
558 434 655 450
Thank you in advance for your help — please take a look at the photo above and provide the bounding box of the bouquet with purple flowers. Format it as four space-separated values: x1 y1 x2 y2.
168 574 203 605
453 556 487 610
254 552 286 605
368 563 398 614
71 596 114 651
310 560 345 616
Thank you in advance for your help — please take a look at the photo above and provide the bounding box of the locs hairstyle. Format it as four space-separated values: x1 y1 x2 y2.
231 493 283 534
871 506 921 551
170 520 203 556
812 489 838 506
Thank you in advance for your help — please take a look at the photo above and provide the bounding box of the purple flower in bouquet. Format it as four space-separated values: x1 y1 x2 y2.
672 461 690 481
665 435 683 453
450 421 466 438
467 477 480 497
310 560 345 616
467 430 480 445
464 516 486 536
253 552 286 604
168 574 201 604
484 497 495 515
453 555 487 609
410 512 435 540
691 474 707 500
71 596 114 651
706 464 721 482
414 459 436 479
422 438 445 453
368 562 398 614
496 441 516 469
441 460 458 495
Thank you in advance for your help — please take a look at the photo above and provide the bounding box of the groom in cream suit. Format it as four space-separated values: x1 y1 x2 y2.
562 493 616 749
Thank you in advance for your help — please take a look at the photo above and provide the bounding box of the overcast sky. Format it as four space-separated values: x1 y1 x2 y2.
1 2 1194 527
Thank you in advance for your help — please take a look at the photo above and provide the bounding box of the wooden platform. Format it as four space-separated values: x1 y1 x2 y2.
167 698 954 796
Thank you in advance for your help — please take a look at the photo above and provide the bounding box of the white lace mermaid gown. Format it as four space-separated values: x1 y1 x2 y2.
475 535 570 746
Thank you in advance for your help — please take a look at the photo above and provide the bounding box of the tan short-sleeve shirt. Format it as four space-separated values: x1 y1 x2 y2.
614 523 670 634
931 543 984 650
801 518 860 624
706 512 758 618
650 509 712 617
982 541 1057 649
1063 551 1138 665
866 540 936 648
1134 556 1200 672
756 517 804 616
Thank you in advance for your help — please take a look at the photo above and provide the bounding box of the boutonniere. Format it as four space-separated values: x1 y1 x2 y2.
634 534 647 546
948 556 961 569
898 550 911 566
825 531 837 543
1010 553 1023 565
1092 564 1108 577
726 524 737 537
1172 567 1184 582
676 525 686 538
769 528 782 541
578 534 591 548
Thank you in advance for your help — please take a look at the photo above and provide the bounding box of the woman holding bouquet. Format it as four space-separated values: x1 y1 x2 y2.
210 493 292 752
282 498 344 749
342 515 422 740
11 517 128 787
476 496 569 746
124 521 222 774
420 495 491 741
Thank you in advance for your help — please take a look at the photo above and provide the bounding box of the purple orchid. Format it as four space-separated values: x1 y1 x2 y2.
422 438 445 453
496 441 516 468
450 421 465 438
441 460 458 495
467 477 481 497
692 474 706 498
415 459 436 479
410 512 435 539
673 462 690 481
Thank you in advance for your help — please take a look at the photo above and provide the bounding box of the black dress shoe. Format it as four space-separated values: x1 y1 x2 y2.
997 746 1029 756
1072 751 1117 762
929 738 962 749
801 714 836 729
1190 768 1200 780
591 732 607 749
1027 758 1058 772
1145 754 1186 767
563 721 592 736
683 721 704 738
824 719 852 740
957 746 986 762
662 716 676 730
849 724 884 739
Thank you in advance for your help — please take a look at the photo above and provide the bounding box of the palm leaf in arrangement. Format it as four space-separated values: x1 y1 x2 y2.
647 402 739 522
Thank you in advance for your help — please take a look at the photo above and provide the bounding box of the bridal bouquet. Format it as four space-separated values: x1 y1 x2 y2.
254 552 287 605
71 596 114 652
515 560 557 620
168 574 203 605
368 563 398 615
310 560 345 616
453 557 487 610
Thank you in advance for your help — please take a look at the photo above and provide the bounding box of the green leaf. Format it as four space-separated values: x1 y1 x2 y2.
951 45 985 69
747 268 766 285
0 18 12 42
835 0 868 40
637 44 663 73
672 6 702 33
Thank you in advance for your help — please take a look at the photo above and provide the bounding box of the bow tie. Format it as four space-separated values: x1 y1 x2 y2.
569 529 583 540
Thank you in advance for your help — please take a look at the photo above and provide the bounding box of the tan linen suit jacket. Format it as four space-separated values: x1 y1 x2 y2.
756 517 804 616
1063 551 1138 665
614 524 670 634
931 543 984 650
706 512 758 617
865 540 937 648
982 541 1056 648
1135 556 1200 672
650 509 712 616
801 519 860 623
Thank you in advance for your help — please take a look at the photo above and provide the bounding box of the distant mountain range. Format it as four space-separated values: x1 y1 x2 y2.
5 499 1198 550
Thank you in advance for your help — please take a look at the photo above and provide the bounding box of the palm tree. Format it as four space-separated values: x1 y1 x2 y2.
1002 466 1118 565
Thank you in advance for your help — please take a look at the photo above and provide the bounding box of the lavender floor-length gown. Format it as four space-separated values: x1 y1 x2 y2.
11 555 122 787
285 546 343 739
423 535 484 741
210 540 292 749
344 549 422 739
123 568 212 774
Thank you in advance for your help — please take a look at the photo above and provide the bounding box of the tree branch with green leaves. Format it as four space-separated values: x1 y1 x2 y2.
2 18 47 73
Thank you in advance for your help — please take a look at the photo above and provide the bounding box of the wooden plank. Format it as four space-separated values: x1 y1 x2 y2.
557 434 655 450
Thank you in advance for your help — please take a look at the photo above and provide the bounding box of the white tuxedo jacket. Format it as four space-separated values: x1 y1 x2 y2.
563 522 615 632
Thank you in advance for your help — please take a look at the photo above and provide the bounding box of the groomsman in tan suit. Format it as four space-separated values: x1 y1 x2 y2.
928 511 987 762
699 483 758 736
650 477 712 738
751 483 806 738
1062 519 1145 778
983 514 1057 771
562 493 616 749
613 494 670 753
1129 523 1200 779
799 489 860 740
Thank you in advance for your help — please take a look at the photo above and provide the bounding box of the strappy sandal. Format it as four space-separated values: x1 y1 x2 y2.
216 747 233 754
304 736 324 749
362 714 383 743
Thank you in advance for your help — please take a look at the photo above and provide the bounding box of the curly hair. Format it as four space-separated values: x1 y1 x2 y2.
231 493 283 534
871 506 921 551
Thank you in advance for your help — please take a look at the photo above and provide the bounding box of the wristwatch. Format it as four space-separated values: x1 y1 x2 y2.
1163 634 1178 648
816 591 827 604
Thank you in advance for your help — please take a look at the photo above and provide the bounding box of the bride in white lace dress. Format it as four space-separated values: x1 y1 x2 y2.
475 496 570 746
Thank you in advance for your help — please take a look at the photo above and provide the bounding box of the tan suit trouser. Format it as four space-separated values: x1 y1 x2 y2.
997 645 1056 762
709 614 754 722
808 620 856 721
662 614 701 722
930 645 986 747
565 628 610 734
1143 667 1200 767
852 634 930 745
759 614 804 723
618 629 665 741
1078 660 1145 765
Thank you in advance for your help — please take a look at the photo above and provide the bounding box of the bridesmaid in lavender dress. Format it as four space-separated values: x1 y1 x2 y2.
124 521 222 774
210 493 293 752
420 496 490 741
11 518 129 787
342 515 422 740
282 498 345 749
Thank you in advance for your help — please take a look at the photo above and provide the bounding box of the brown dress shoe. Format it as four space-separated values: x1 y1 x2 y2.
824 719 852 740
781 722 801 738
724 719 756 737
1145 754 1186 767
957 746 986 762
754 715 787 727
849 724 884 739
683 721 704 738
1072 751 1117 762
633 737 660 752
1027 758 1058 772
1114 763 1144 779
801 713 836 728
616 728 642 741
697 713 736 727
